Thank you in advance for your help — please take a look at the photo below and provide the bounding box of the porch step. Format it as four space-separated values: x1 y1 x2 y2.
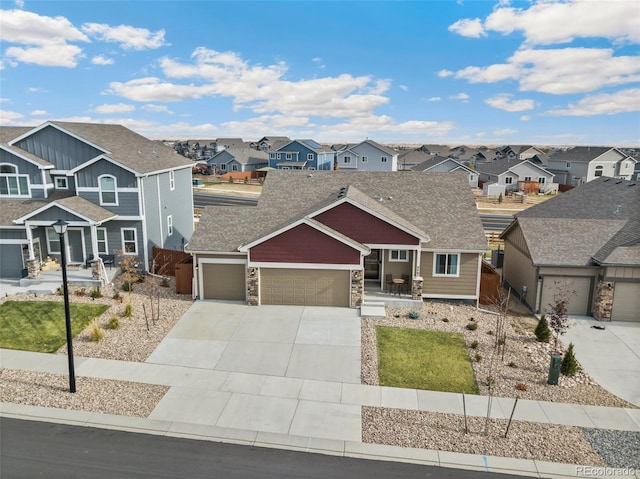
360 299 387 318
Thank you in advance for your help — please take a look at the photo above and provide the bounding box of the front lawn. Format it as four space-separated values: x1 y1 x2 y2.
0 301 109 353
376 326 479 394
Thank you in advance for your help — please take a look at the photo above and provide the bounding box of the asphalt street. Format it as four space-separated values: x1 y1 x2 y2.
1 418 524 479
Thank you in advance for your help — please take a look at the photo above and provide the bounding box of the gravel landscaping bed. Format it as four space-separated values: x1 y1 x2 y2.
362 300 636 408
0 369 168 418
0 274 192 417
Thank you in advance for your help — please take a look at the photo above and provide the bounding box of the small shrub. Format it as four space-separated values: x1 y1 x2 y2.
485 375 495 387
508 361 517 368
75 287 86 296
408 311 420 320
88 319 104 341
123 303 132 317
89 287 102 299
112 291 123 302
228 176 234 184
486 330 494 335
466 322 478 331
516 382 527 391
161 276 170 287
56 286 63 296
561 343 579 376
475 353 482 362
534 314 552 343
498 335 506 346
122 281 132 292
106 315 120 330
470 340 479 349
441 317 449 322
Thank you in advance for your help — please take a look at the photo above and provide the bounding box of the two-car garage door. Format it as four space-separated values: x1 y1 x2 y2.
261 268 350 307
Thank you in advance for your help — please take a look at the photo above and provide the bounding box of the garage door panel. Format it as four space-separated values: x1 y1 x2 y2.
202 263 246 301
541 277 591 315
261 268 350 307
612 283 640 322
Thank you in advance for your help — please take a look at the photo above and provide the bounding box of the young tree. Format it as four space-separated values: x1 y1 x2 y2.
534 314 552 342
561 343 579 376
547 284 575 352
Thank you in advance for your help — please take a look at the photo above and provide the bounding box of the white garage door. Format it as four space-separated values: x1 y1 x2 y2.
541 276 592 315
202 263 246 300
611 283 640 322
260 268 350 307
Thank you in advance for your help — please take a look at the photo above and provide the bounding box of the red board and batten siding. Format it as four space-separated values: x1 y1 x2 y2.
250 223 361 264
314 203 420 245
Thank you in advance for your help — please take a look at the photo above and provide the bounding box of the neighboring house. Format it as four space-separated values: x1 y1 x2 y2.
412 156 479 188
476 159 557 193
207 147 268 174
546 147 637 186
0 121 193 280
186 170 487 308
500 177 640 322
397 148 431 171
334 140 398 171
268 139 334 170
253 136 290 152
516 146 548 163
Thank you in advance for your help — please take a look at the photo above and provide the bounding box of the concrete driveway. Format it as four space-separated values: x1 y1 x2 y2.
146 301 361 384
561 316 640 407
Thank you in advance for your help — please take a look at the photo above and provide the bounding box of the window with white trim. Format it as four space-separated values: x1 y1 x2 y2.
566 162 571 168
381 156 388 163
344 156 351 164
121 228 137 255
96 228 108 255
0 163 29 197
594 165 604 177
232 164 239 171
538 177 546 183
270 153 276 159
46 227 61 254
167 215 173 236
504 177 513 184
307 153 313 160
524 176 532 181
55 177 68 189
362 156 368 163
389 250 408 262
169 171 175 190
286 153 292 160
99 175 117 205
433 253 459 277
276 153 281 159
220 163 226 171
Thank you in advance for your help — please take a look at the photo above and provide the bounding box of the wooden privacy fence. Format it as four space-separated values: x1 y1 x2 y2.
151 246 191 277
479 261 501 305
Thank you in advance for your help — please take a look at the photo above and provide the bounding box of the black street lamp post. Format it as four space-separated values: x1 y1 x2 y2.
52 219 76 393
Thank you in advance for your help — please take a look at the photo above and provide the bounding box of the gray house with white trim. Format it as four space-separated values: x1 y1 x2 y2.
476 159 556 193
0 121 193 280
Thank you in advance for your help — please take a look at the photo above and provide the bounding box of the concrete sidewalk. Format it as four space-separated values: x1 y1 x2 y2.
2 348 639 479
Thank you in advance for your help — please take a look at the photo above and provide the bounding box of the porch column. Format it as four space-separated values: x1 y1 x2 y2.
25 221 35 259
414 246 421 277
89 224 99 260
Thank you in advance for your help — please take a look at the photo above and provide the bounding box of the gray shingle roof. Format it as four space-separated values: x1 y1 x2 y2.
49 122 192 175
508 177 640 267
547 146 616 163
188 170 487 253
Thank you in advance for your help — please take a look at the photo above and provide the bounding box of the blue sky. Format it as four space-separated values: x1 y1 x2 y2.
1 0 639 146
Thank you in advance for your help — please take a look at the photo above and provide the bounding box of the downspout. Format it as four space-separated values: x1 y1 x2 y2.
156 175 164 248
139 176 150 272
535 268 543 314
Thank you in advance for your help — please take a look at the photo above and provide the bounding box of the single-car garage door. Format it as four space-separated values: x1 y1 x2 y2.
0 244 25 278
611 283 640 322
541 276 592 315
261 268 350 307
202 263 246 300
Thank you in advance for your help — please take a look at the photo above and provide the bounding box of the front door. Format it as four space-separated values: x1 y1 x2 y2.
364 249 380 280
67 229 84 263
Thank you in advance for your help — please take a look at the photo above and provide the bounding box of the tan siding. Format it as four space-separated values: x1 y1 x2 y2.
382 250 413 280
421 252 479 297
503 223 530 256
604 267 640 280
503 241 538 307
538 266 599 277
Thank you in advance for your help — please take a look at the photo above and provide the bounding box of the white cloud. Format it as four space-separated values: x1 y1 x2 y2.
0 9 89 67
81 23 168 50
426 97 441 102
399 85 408 91
493 128 517 136
27 87 43 93
484 0 640 45
30 109 48 116
453 48 640 95
107 47 393 120
520 115 531 121
312 57 322 63
92 55 114 65
448 18 486 38
14 0 25 7
142 104 173 114
485 93 535 112
93 103 136 114
437 69 453 78
449 93 470 102
545 88 640 117
0 109 24 124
